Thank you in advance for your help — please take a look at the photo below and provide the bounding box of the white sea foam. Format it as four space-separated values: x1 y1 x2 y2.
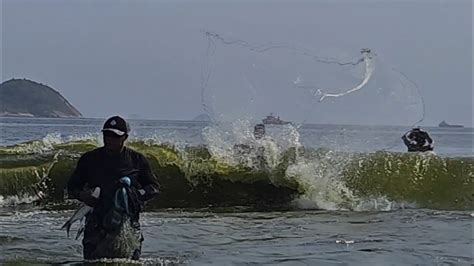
201 119 410 211
0 194 39 206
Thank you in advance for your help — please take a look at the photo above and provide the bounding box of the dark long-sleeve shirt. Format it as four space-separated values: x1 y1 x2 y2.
67 146 159 220
401 129 434 152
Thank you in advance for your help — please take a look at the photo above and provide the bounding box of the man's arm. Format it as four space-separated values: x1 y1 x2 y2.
423 132 434 150
67 154 100 206
137 153 160 201
401 132 415 146
67 155 88 199
425 133 433 145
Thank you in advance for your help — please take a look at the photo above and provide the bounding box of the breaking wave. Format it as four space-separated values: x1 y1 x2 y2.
0 136 472 211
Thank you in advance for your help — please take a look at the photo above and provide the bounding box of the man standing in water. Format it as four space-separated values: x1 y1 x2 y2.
401 127 434 152
233 123 273 169
253 123 266 140
67 116 159 260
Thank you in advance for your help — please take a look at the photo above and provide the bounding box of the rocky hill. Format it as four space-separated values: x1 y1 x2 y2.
0 78 82 118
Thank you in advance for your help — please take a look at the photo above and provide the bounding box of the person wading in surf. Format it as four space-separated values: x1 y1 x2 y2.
401 127 434 152
67 115 159 260
253 123 266 140
233 123 271 169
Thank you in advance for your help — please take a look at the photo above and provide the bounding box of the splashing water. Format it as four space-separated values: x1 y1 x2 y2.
91 219 141 259
0 133 102 155
0 194 40 206
201 120 385 210
199 30 426 152
203 119 304 163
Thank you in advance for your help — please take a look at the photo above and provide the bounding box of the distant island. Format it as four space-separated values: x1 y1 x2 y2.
0 78 82 118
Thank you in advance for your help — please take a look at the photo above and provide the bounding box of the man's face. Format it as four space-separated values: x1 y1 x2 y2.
254 126 265 139
103 131 127 152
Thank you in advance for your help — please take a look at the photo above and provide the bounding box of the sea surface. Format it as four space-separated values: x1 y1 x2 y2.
0 117 472 265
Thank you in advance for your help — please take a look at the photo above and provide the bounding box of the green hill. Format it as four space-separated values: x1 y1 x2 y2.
0 78 82 118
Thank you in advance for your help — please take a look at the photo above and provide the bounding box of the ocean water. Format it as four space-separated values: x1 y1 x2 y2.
0 117 472 265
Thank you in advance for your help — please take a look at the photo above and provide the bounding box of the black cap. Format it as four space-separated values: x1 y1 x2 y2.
102 116 130 136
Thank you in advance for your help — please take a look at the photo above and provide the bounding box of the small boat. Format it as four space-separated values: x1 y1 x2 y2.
439 121 464 128
262 113 291 125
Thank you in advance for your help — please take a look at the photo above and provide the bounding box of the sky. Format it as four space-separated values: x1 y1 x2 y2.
1 0 472 126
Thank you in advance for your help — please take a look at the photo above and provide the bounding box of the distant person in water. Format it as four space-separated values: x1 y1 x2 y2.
253 123 266 140
233 123 269 169
234 124 267 152
67 115 160 260
401 127 434 152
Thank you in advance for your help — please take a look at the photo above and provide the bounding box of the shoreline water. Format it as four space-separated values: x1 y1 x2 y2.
1 207 472 265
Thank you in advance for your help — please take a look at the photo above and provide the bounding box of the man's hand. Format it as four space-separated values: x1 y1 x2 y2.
138 184 159 202
79 189 99 207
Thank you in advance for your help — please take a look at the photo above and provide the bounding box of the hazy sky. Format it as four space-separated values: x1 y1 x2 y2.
1 0 472 126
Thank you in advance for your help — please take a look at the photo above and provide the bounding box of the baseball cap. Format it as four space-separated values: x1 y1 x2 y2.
102 116 130 136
